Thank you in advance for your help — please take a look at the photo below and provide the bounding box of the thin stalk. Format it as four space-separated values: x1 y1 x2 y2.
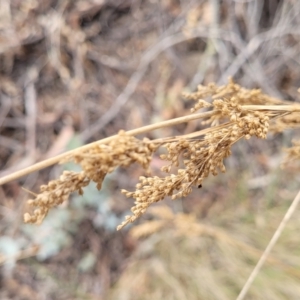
242 105 300 112
237 189 300 300
1 104 299 186
151 122 232 143
0 111 214 185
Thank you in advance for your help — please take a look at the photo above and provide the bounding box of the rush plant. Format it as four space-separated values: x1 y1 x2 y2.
1 79 300 230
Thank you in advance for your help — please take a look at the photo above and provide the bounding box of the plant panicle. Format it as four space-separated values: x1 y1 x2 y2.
20 79 300 230
24 131 158 225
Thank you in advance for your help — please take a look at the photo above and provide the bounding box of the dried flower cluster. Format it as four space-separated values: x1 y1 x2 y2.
22 80 300 230
24 131 158 224
118 95 271 230
184 78 286 109
64 130 157 190
24 171 89 224
183 78 286 127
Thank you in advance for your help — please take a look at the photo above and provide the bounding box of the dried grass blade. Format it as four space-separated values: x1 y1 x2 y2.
237 189 300 300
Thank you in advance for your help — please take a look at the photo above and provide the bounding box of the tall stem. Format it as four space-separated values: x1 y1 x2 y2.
1 104 300 186
0 111 214 185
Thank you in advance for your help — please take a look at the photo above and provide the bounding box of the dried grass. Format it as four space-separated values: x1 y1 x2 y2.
1 80 300 231
108 202 300 300
2 1 300 299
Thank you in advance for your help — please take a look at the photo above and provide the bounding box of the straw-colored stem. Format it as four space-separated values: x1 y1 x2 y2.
151 122 232 143
0 111 214 185
236 189 300 300
1 104 299 186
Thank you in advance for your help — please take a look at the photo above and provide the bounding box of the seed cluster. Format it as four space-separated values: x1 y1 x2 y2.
24 132 157 224
118 136 230 230
183 78 285 115
69 131 157 190
213 96 270 139
118 95 271 230
24 171 89 224
23 80 296 230
211 95 270 140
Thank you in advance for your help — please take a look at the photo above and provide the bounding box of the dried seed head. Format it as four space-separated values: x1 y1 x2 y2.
24 79 291 231
24 132 158 225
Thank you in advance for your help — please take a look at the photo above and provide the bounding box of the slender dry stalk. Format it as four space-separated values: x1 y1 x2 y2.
0 107 298 187
0 111 214 186
236 189 300 300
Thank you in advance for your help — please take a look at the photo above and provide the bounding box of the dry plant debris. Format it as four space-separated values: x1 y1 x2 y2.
24 131 158 224
8 80 300 230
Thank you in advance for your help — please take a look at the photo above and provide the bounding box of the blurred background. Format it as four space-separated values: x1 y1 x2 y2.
1 0 300 299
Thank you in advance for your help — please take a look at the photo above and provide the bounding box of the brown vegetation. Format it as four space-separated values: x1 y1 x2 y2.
2 1 300 299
